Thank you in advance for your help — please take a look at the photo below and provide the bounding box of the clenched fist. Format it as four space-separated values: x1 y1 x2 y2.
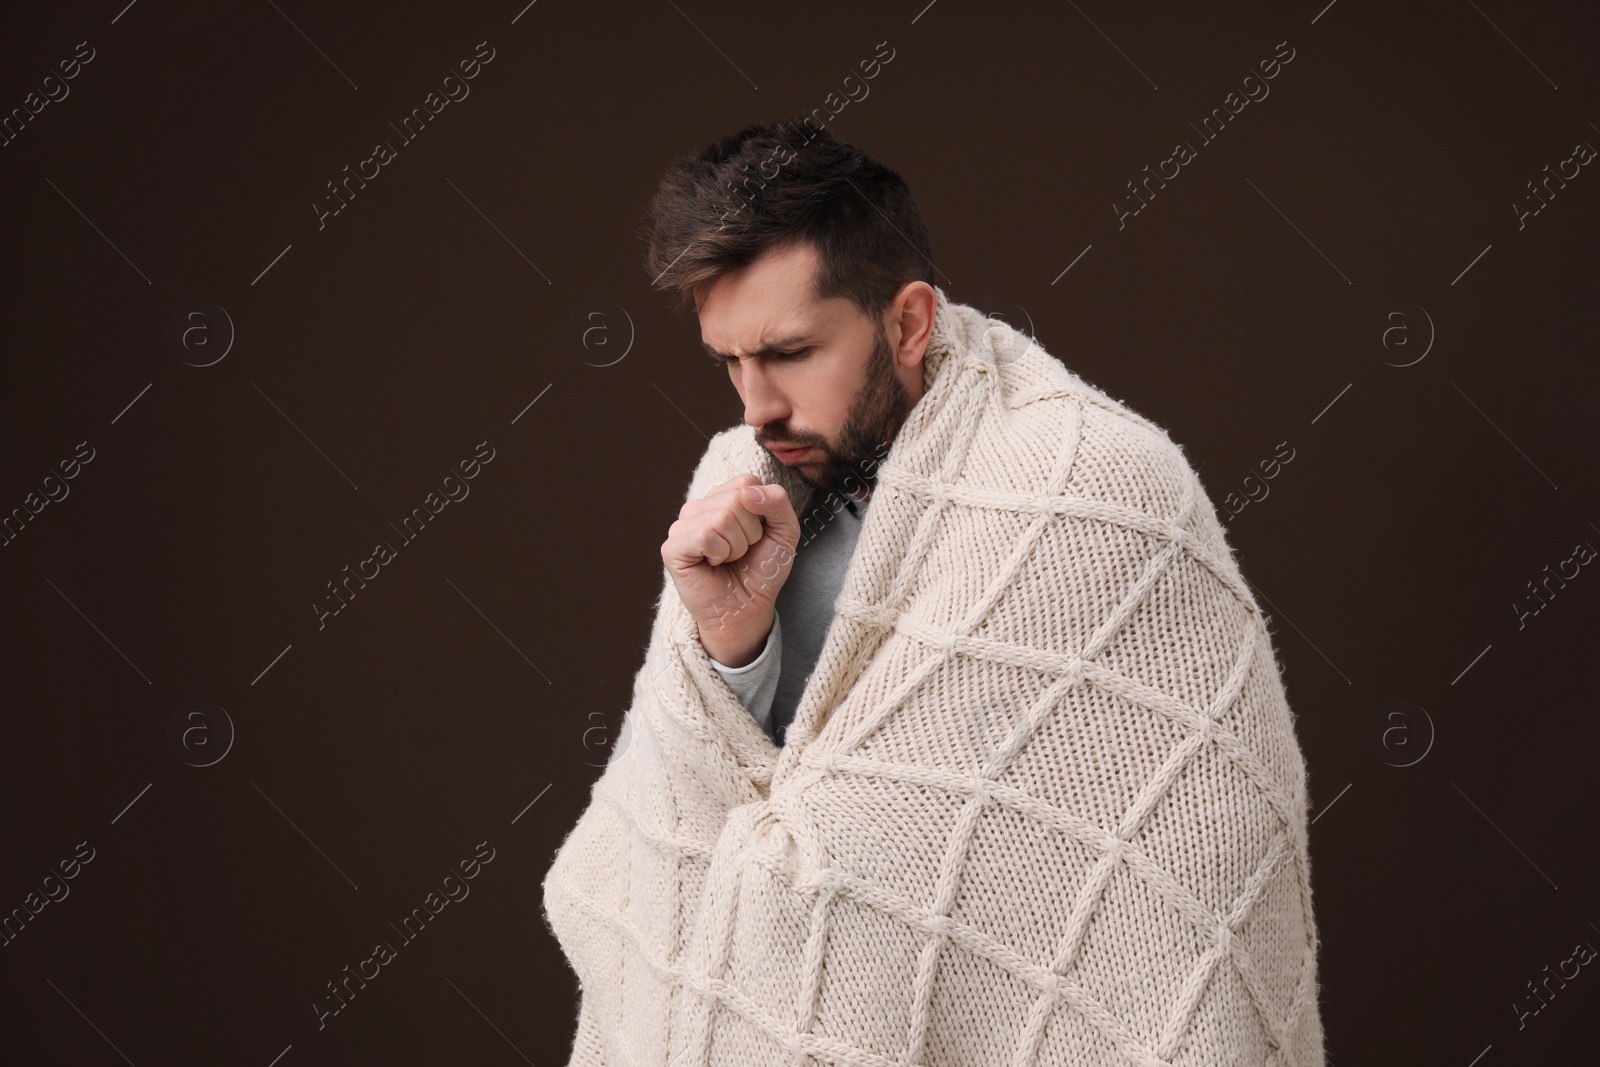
662 472 800 667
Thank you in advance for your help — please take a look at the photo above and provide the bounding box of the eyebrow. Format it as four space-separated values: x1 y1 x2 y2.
701 334 814 362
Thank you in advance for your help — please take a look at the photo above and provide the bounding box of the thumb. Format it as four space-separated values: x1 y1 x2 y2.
741 483 800 549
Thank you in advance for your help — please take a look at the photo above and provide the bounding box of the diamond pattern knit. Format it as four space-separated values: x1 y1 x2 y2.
542 289 1327 1066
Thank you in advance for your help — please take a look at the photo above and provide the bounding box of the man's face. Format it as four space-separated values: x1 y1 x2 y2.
698 240 923 496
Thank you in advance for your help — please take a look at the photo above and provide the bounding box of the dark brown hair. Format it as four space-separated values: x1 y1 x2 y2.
640 117 934 321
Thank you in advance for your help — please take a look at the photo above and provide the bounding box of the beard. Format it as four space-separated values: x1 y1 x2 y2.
759 319 911 498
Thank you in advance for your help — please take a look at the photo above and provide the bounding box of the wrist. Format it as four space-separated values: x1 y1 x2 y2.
700 612 775 668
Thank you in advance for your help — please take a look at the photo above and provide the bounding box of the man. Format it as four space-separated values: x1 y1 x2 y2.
680 232 923 748
543 118 1326 1066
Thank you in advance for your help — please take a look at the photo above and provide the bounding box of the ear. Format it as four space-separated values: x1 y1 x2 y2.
889 282 937 368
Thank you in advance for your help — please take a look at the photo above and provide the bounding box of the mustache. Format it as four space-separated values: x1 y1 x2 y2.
758 429 824 449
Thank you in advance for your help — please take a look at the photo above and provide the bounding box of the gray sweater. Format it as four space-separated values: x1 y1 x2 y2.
709 488 868 746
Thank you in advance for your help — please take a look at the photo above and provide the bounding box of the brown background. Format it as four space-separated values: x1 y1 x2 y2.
2 0 1596 1063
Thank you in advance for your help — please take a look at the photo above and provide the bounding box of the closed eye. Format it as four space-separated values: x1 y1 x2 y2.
709 348 810 367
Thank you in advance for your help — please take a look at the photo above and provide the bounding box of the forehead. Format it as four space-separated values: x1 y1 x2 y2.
698 241 824 352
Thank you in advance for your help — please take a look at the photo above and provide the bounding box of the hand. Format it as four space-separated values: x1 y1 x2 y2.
661 473 800 665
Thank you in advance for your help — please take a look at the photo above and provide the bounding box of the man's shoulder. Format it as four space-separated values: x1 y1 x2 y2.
992 342 1202 517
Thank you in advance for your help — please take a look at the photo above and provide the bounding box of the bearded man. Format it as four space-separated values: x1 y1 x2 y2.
542 117 1327 1067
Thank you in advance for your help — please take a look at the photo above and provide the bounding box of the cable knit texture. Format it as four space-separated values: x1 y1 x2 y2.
542 289 1326 1066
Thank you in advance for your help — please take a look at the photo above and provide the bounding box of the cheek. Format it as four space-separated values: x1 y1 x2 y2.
787 361 856 432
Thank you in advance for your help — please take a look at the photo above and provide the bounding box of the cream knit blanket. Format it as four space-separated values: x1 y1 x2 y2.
542 289 1326 1066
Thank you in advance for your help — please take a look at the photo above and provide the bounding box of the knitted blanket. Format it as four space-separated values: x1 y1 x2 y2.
542 289 1326 1066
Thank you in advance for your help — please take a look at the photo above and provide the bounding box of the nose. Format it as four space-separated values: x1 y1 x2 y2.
738 360 790 430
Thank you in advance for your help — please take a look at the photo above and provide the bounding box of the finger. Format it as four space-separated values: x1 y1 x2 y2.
736 483 800 549
721 502 766 548
684 479 764 524
696 523 742 566
672 506 754 566
703 505 760 560
680 472 762 518
704 472 762 506
663 522 737 570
